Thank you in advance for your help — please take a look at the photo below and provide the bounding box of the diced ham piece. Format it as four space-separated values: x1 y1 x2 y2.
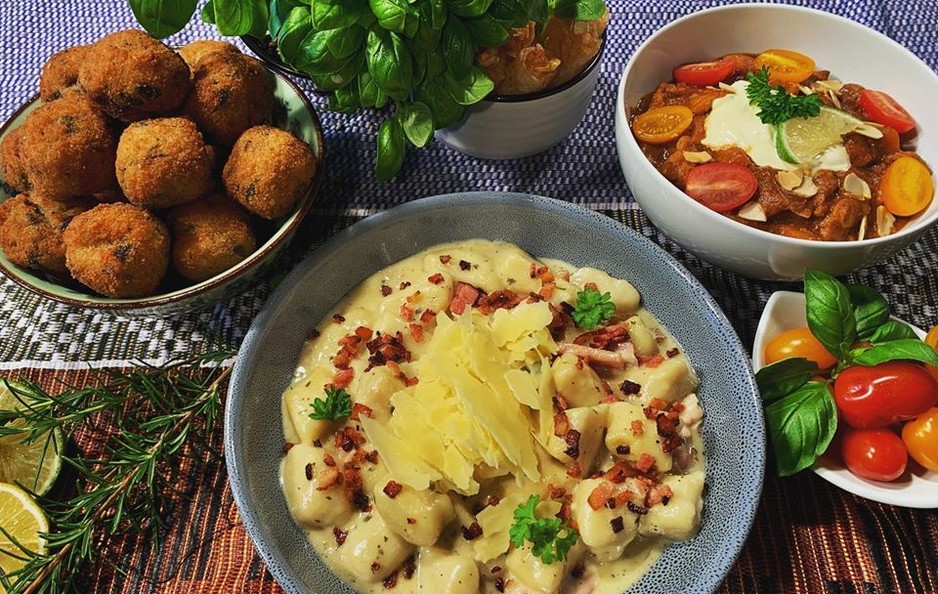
449 282 480 315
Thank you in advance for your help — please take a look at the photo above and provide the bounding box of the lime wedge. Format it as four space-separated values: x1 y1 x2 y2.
0 482 48 588
0 381 63 496
776 106 865 165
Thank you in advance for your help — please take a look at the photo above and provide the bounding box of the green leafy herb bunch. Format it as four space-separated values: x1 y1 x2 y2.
129 0 605 180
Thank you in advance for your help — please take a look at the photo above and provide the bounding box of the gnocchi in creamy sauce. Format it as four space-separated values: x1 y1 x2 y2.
280 240 706 594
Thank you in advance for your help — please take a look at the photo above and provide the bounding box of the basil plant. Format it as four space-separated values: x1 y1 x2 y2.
129 0 605 180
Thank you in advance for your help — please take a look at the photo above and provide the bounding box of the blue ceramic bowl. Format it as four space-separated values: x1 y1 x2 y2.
226 192 764 593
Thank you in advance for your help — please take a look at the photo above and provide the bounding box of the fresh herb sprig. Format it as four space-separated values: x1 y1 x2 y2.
309 386 352 421
755 269 938 476
745 67 824 126
572 287 615 330
508 495 578 564
0 348 235 594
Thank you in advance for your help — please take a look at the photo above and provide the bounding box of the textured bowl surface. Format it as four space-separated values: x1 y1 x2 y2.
227 192 765 594
753 290 938 508
614 3 938 280
0 67 324 317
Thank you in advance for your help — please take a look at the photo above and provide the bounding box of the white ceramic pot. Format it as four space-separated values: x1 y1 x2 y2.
614 4 938 280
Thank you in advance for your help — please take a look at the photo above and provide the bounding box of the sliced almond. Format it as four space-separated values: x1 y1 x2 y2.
793 176 819 198
683 151 712 164
719 82 735 92
843 172 871 199
827 90 842 109
777 169 804 191
854 123 884 139
876 205 896 237
737 201 767 222
857 215 868 241
814 79 844 93
799 85 816 96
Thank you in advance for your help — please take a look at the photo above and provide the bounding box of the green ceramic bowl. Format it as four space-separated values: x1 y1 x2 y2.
0 67 324 317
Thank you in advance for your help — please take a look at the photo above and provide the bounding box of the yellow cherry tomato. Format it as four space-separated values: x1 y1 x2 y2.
764 327 837 370
926 325 938 383
902 407 938 472
753 49 816 84
631 105 693 145
881 156 934 217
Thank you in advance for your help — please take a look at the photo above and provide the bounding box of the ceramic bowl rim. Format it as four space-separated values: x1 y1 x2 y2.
616 2 938 249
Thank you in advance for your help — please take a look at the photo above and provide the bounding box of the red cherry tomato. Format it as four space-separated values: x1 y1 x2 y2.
842 427 908 481
833 361 938 428
764 327 837 370
902 407 938 472
859 89 916 134
673 59 735 86
684 163 758 213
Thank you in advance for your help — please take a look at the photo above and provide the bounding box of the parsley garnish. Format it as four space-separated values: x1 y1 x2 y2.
745 67 824 126
309 387 352 421
509 495 579 564
572 287 616 330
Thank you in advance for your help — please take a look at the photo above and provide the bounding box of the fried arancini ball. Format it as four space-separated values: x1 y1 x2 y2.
39 45 91 102
0 126 30 192
222 125 316 219
178 40 239 72
20 95 117 198
167 193 256 282
116 117 214 210
63 203 169 298
79 29 190 123
0 193 94 277
183 52 273 147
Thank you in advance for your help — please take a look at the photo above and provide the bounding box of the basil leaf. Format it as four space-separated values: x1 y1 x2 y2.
426 51 445 78
416 77 464 128
376 116 405 182
852 339 938 367
447 0 495 18
295 30 352 75
329 83 362 113
268 0 306 39
209 0 268 37
525 0 549 24
805 269 856 360
764 381 837 477
358 71 388 108
370 0 419 35
366 29 415 101
442 17 473 80
868 320 918 343
847 284 890 340
311 0 365 29
464 14 509 47
308 52 364 91
489 0 528 26
130 0 198 38
429 0 446 28
399 101 434 147
553 0 605 21
326 24 366 59
447 66 494 105
201 0 216 23
277 6 312 67
755 357 819 403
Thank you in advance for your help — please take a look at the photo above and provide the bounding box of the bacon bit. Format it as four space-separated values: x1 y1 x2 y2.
449 282 480 315
557 501 573 523
419 309 436 324
331 349 351 370
307 328 321 340
366 332 412 371
588 481 615 510
304 463 313 481
333 368 354 389
333 527 348 546
476 290 523 314
610 516 625 534
671 401 685 413
636 453 656 473
428 273 445 285
399 304 414 321
667 347 680 358
639 354 665 368
383 480 403 499
650 398 668 411
614 490 632 509
584 282 598 291
571 562 586 580
529 262 538 279
402 556 416 580
553 395 569 411
440 255 452 264
381 284 393 297
631 419 644 436
494 577 505 593
316 466 342 490
603 461 635 484
548 303 573 341
646 484 674 507
406 517 416 524
459 260 471 271
573 321 631 350
643 406 657 420
322 452 337 467
553 411 570 437
365 450 379 464
351 403 374 421
399 281 411 290
615 444 630 456
282 442 295 455
628 501 649 515
404 376 419 387
620 380 641 395
564 429 581 460
558 343 625 368
538 282 555 300
383 571 398 589
355 326 373 341
486 495 501 507
332 314 345 324
566 461 582 479
408 323 424 343
461 522 483 541
334 426 365 452
405 290 422 304
548 484 567 500
371 562 381 573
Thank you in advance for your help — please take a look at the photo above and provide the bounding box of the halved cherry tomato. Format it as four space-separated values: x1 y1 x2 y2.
753 49 816 84
859 89 916 134
764 327 837 369
833 361 938 428
880 156 934 217
842 427 908 482
631 105 693 145
926 325 938 349
902 407 938 472
684 163 757 213
673 59 735 87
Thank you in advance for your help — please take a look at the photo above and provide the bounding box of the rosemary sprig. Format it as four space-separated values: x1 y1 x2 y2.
0 347 236 594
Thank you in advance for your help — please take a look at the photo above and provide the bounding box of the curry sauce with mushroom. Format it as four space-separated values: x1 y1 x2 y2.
280 240 706 594
630 50 934 241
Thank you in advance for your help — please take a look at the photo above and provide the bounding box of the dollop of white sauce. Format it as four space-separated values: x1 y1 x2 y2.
701 80 851 173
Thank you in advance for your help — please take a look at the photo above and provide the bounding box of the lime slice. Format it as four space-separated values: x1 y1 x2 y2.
0 482 48 587
0 381 63 496
776 106 865 165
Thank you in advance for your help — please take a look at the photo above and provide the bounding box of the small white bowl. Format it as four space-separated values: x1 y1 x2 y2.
754 290 938 508
614 4 938 280
436 37 604 159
